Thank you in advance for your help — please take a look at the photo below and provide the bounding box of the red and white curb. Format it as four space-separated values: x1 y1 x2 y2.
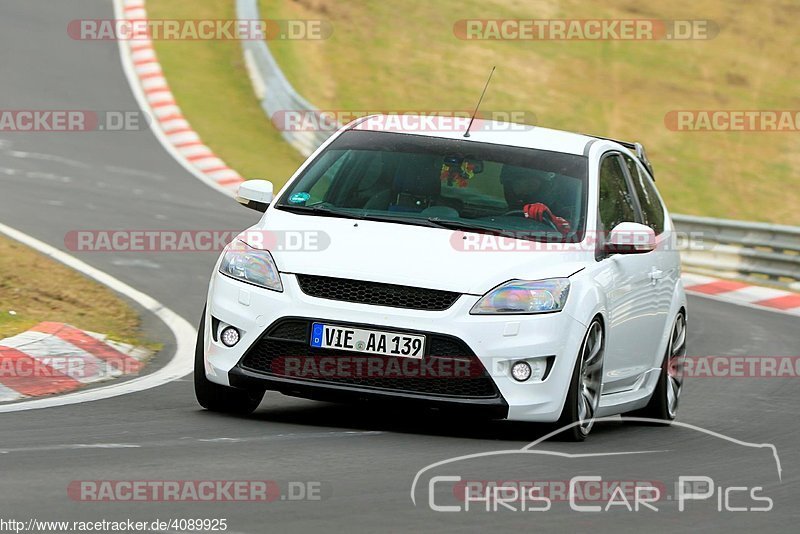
118 0 244 192
683 273 800 316
0 222 195 414
0 322 151 403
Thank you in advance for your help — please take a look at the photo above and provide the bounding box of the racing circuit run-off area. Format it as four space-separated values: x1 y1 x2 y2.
0 1 799 533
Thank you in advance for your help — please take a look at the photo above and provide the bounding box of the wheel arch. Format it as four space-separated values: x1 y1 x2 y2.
652 279 689 368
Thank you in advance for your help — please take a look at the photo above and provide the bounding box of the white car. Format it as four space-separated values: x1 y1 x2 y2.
195 115 687 441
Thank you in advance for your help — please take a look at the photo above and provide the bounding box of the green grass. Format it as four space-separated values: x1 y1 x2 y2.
146 0 303 187
259 0 800 225
145 1 799 225
0 236 153 348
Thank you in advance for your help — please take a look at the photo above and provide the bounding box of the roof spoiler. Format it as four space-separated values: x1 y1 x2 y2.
590 135 655 180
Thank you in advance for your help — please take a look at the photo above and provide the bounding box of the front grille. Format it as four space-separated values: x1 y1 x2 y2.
239 319 499 399
295 274 460 311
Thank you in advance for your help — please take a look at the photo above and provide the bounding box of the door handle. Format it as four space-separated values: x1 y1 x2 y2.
649 267 664 284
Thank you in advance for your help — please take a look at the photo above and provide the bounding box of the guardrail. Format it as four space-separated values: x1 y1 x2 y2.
673 214 800 290
236 0 800 291
236 0 329 157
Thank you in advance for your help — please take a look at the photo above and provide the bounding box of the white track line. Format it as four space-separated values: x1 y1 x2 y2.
0 223 195 413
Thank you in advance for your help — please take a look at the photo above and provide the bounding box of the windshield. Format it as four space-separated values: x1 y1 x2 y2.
276 130 588 242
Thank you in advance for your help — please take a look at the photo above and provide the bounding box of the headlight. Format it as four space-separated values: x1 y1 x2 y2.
471 278 570 314
219 241 283 292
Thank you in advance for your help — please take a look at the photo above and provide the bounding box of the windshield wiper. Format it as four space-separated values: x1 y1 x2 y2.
278 205 448 228
277 204 368 220
277 206 552 240
354 214 444 228
424 217 514 235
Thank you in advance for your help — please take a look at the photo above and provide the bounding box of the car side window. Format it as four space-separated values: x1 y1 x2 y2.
623 155 665 235
598 155 637 232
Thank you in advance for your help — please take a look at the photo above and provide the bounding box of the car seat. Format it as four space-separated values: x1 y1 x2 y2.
388 155 441 213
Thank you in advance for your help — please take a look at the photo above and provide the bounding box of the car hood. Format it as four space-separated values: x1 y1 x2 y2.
242 210 589 295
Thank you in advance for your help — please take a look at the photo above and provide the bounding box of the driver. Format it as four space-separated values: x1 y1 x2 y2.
500 166 571 235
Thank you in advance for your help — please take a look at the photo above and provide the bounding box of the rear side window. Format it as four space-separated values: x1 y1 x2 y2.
598 155 637 232
624 155 665 235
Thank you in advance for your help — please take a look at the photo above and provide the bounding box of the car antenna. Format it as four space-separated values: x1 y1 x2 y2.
464 66 496 138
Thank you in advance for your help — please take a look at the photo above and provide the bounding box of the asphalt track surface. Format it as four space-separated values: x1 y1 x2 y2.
1 1 798 532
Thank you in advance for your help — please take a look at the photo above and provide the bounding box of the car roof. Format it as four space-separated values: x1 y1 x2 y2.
347 113 604 156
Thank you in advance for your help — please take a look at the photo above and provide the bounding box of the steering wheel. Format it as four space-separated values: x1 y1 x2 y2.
502 209 559 232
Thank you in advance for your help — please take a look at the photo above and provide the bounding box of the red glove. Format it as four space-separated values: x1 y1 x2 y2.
523 202 550 221
551 215 571 235
523 203 571 235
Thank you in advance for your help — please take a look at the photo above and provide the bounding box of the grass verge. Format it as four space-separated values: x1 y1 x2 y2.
260 0 800 225
0 235 153 347
144 0 799 225
146 0 304 188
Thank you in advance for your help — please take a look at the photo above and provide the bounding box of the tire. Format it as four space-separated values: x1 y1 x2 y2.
629 311 686 424
194 309 264 415
553 319 604 442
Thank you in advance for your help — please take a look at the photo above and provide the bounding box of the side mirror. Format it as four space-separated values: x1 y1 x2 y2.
236 180 274 212
605 222 656 254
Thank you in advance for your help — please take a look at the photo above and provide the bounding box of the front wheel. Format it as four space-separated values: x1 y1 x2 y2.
194 310 264 415
629 311 686 423
553 319 605 442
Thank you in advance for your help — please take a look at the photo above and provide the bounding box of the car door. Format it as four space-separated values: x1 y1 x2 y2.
621 154 675 357
593 153 663 394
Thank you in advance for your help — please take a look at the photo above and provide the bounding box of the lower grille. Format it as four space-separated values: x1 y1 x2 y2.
239 319 499 399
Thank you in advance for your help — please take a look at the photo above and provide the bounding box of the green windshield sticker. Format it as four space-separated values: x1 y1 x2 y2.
289 192 311 204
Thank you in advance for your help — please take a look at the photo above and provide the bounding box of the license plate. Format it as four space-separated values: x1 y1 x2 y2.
310 323 425 359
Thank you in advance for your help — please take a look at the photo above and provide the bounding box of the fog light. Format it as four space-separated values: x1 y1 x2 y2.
511 361 532 382
220 326 240 347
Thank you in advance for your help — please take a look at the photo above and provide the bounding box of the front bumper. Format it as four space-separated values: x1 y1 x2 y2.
229 366 509 419
204 271 589 422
